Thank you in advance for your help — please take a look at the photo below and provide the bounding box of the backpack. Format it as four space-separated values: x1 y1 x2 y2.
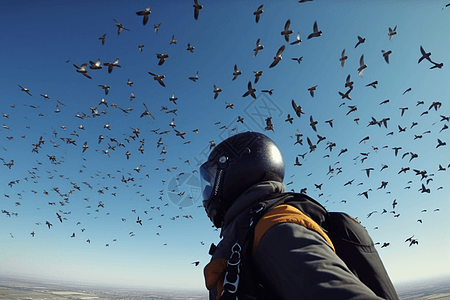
216 192 399 300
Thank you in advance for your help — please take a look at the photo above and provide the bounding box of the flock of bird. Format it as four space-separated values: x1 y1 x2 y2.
2 1 450 273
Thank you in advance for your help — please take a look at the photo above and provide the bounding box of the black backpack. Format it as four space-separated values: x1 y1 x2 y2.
216 192 399 300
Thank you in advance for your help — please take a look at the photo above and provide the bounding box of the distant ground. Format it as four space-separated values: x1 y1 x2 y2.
1 275 450 299
397 276 450 300
0 276 207 300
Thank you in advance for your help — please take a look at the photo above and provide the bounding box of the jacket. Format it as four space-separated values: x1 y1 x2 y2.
204 181 388 300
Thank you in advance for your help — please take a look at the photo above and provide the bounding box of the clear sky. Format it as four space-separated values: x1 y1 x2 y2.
1 0 450 293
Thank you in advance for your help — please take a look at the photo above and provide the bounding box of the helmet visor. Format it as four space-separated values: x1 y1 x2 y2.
200 161 218 204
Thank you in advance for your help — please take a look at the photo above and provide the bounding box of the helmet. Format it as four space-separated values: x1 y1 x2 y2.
200 131 285 228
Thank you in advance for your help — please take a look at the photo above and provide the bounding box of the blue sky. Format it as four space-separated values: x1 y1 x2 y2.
1 0 450 293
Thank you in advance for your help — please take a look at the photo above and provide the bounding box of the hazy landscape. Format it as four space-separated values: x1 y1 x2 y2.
1 275 450 300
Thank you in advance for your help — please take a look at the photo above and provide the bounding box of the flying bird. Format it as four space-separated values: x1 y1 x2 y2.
148 72 166 87
189 71 199 82
388 25 397 41
309 115 318 132
113 19 129 35
242 81 256 99
358 54 367 78
154 23 161 33
18 85 32 96
140 103 155 120
136 7 151 25
292 99 305 117
156 53 169 66
281 19 294 42
253 5 263 23
269 45 285 68
213 85 222 99
354 36 365 48
193 0 203 20
253 38 264 57
99 34 106 45
73 64 92 79
307 20 322 39
290 32 302 45
382 50 392 64
339 49 348 68
308 85 318 97
232 64 242 80
103 58 121 73
418 46 432 64
89 59 102 70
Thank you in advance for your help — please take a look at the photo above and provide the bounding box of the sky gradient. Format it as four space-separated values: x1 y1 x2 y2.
1 0 450 293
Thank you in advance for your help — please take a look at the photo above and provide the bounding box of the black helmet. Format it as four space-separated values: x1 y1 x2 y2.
200 131 285 228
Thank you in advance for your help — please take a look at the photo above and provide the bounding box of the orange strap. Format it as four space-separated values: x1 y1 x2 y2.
253 204 335 254
204 258 227 299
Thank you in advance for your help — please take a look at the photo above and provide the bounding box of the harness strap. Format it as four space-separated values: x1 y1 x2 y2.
204 258 227 299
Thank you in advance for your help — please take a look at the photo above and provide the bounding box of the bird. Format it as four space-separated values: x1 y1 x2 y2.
307 20 322 39
382 50 392 64
418 46 432 64
213 85 222 99
232 64 242 80
308 85 318 97
281 19 294 42
73 64 92 79
292 99 305 117
18 85 32 96
358 55 367 78
187 43 195 52
403 87 412 95
140 103 155 120
103 58 121 73
89 59 103 70
136 7 151 25
253 5 263 23
309 115 318 132
113 19 129 35
269 45 285 68
366 81 378 89
99 34 106 45
148 72 166 87
254 71 263 84
347 105 357 115
388 25 397 41
430 61 443 69
253 38 264 57
156 53 169 66
290 32 302 45
154 23 161 33
189 71 199 82
193 0 202 20
285 114 294 124
363 168 374 178
169 35 177 45
339 88 352 100
339 49 348 68
169 94 178 105
354 36 365 48
307 137 316 153
265 117 274 131
436 139 446 148
242 81 256 99
292 57 303 64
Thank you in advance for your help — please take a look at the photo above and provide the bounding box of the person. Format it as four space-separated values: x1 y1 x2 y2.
200 131 398 300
